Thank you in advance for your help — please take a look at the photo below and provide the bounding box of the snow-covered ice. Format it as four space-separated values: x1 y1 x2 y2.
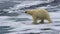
0 11 60 34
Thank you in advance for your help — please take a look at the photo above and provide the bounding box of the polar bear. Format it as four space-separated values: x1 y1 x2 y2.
25 8 52 24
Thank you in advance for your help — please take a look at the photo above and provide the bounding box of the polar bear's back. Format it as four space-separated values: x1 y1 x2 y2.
31 9 50 19
31 9 49 15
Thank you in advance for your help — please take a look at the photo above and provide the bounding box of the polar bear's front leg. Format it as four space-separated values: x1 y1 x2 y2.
39 19 44 24
32 16 37 24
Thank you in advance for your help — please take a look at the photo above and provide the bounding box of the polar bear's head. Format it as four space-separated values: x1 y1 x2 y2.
25 10 33 15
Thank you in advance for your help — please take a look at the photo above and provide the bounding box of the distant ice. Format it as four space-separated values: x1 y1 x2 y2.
9 0 54 10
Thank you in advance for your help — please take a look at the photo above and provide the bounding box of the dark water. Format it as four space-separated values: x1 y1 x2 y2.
0 26 14 34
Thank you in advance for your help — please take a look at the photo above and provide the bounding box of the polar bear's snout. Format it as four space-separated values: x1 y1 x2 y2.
25 11 27 13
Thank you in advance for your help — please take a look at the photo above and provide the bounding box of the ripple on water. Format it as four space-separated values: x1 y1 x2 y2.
6 18 31 21
0 26 14 34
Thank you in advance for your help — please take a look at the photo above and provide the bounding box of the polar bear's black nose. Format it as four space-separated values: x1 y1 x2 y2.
25 11 27 13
